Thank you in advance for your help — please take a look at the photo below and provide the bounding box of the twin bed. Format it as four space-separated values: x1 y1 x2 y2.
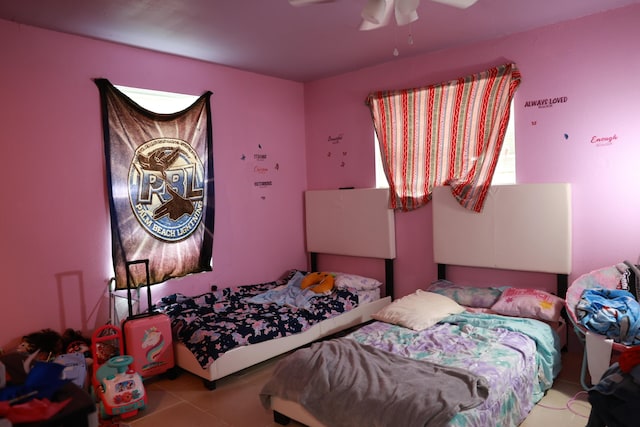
260 183 572 427
157 188 396 389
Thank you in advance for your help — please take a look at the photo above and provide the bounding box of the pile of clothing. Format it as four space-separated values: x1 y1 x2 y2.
0 328 93 424
577 288 640 346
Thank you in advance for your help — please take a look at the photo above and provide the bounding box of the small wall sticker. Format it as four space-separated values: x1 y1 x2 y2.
328 133 344 144
248 143 278 200
326 133 348 168
591 134 618 147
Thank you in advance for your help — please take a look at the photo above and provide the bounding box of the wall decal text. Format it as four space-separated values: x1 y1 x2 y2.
524 96 568 108
591 134 618 147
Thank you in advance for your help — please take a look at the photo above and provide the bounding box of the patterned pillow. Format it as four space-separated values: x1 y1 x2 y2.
427 280 505 308
491 287 564 322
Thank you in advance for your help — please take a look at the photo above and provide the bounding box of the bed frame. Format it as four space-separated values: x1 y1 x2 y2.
269 183 572 425
174 188 396 389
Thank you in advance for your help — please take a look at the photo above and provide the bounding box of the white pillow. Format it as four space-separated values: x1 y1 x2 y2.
372 290 465 331
334 273 382 290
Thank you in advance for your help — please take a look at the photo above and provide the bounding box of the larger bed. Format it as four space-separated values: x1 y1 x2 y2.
261 183 572 427
157 188 397 389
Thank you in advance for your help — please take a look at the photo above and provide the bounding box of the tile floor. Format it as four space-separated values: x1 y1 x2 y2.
108 351 591 427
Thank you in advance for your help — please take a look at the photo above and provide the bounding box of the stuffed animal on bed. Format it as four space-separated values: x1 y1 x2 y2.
301 272 335 294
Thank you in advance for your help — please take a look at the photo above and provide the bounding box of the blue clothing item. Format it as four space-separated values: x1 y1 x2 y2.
577 288 640 345
0 361 68 403
246 271 318 309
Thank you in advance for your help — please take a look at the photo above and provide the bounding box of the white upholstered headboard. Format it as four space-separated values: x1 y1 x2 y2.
305 188 396 297
305 188 396 259
432 184 572 275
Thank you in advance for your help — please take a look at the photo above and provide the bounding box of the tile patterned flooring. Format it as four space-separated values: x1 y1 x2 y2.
110 351 591 427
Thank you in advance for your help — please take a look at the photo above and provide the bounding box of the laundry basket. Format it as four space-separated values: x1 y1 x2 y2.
565 262 639 389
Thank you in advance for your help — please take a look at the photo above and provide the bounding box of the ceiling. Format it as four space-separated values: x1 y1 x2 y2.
1 0 638 82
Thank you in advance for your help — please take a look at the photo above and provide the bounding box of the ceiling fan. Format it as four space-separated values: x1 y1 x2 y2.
289 0 478 30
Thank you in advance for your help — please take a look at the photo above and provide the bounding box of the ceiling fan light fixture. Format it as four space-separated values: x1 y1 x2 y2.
288 0 335 6
359 19 386 31
395 8 418 26
394 0 419 26
361 0 388 25
395 0 420 15
430 0 478 9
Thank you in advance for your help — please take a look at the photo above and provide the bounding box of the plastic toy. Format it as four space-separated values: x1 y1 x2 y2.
91 324 146 419
95 355 146 419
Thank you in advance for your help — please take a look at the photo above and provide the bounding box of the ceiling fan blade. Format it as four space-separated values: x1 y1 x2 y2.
431 0 478 9
288 0 336 6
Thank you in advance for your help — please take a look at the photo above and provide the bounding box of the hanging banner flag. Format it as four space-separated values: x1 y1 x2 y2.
95 79 214 289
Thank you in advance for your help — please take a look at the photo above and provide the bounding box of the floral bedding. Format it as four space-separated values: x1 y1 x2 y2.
347 312 562 427
156 274 361 369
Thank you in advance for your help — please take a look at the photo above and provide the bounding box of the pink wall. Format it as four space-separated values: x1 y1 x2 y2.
0 21 308 349
304 5 640 301
2 5 639 352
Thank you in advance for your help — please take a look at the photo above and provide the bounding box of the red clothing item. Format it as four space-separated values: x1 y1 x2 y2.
0 397 71 423
619 346 640 373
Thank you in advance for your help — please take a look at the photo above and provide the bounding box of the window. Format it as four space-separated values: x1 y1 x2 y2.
490 104 516 186
115 85 198 114
375 102 516 188
374 132 388 189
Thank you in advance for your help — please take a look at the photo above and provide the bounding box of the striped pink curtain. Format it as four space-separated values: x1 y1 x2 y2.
367 63 521 212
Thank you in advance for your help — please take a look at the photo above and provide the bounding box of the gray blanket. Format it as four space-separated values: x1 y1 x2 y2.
260 339 489 427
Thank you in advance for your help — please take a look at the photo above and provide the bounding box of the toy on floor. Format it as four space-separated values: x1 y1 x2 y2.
91 325 146 419
95 355 146 419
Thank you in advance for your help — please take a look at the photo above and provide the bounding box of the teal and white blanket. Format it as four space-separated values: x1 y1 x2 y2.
261 312 561 427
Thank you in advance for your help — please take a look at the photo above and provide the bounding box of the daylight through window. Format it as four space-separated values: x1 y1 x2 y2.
115 85 198 114
375 102 516 188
